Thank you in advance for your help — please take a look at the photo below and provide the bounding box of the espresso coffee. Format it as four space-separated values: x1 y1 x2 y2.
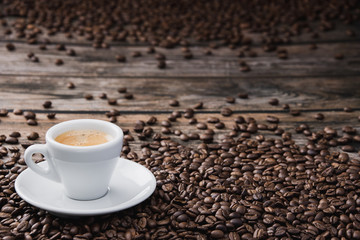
55 129 111 146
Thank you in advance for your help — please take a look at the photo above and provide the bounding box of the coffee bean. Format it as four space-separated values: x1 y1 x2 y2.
56 44 66 51
27 119 38 126
342 145 355 152
215 122 225 129
314 113 324 120
9 132 21 138
204 49 212 55
55 59 64 66
238 92 248 99
147 46 155 54
221 107 233 116
266 115 279 123
226 97 235 103
117 87 127 93
335 53 344 60
155 53 166 60
42 101 52 108
344 107 353 112
157 60 166 69
27 132 39 140
116 55 126 62
6 43 15 51
210 230 224 239
0 108 9 117
11 109 23 116
24 111 36 119
268 98 279 105
193 102 203 109
67 49 76 56
169 100 179 107
107 98 117 105
67 82 75 89
290 109 301 116
196 123 207 130
131 51 141 57
183 52 193 59
99 93 107 99
5 137 18 144
39 44 47 50
84 94 93 100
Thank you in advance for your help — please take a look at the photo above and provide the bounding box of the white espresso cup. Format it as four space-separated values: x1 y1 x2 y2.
24 119 123 200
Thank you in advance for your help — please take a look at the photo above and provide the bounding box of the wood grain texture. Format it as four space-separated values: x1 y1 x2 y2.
0 76 359 112
0 41 359 77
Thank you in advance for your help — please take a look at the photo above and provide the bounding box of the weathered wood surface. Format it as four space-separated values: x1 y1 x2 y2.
0 41 359 77
0 76 359 112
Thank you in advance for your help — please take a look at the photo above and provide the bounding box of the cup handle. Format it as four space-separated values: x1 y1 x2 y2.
24 144 61 183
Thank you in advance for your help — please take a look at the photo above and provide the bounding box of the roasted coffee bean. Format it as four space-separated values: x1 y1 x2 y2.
84 94 93 100
342 145 355 152
27 119 38 126
221 108 233 116
99 93 107 99
67 82 75 89
155 53 166 60
157 60 166 69
290 109 301 116
55 59 64 65
24 111 36 119
67 49 76 56
39 44 47 50
207 117 219 123
210 230 224 239
0 108 8 117
193 102 203 109
5 137 18 144
238 92 248 99
226 97 235 103
56 44 66 51
214 122 225 129
344 107 353 112
124 93 134 99
9 132 20 138
131 51 141 57
107 98 117 105
268 98 279 105
315 113 324 120
196 123 207 130
27 132 39 140
116 55 126 62
117 87 127 93
169 100 179 107
30 56 39 62
147 46 155 54
161 120 171 127
335 53 344 60
146 116 157 125
42 101 52 108
13 109 23 115
266 115 279 123
6 43 15 51
183 52 193 59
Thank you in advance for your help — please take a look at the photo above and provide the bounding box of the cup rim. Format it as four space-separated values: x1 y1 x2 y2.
46 119 123 150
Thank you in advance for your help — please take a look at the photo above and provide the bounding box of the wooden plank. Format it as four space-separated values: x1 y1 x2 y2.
0 41 359 77
1 17 359 47
0 111 358 159
0 76 359 112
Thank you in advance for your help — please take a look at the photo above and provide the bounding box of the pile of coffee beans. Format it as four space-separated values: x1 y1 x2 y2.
0 101 360 239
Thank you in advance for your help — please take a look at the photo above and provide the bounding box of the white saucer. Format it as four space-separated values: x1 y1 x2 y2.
15 158 156 217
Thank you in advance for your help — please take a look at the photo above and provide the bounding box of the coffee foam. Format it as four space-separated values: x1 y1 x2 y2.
55 129 112 146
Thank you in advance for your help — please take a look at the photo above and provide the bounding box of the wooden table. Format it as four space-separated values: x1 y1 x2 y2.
0 18 360 239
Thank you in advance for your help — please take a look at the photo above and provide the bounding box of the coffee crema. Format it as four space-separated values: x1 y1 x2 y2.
55 130 111 146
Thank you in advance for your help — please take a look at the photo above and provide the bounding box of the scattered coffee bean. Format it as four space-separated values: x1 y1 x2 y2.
66 49 76 56
0 108 9 117
55 59 64 65
27 132 39 140
169 99 179 107
84 94 93 100
47 113 56 119
9 132 21 138
237 92 248 99
335 53 344 60
131 51 141 57
266 115 279 123
107 99 117 105
39 44 47 50
124 93 133 99
5 137 18 144
56 44 66 51
24 111 36 119
13 109 23 115
27 119 38 126
6 43 15 51
193 102 203 109
116 55 126 62
290 109 301 116
344 107 353 112
342 145 355 152
157 60 166 69
99 93 107 99
67 82 75 89
196 123 207 130
117 87 127 93
183 52 193 59
268 98 279 105
42 101 52 109
147 46 155 54
225 97 235 103
221 107 233 116
314 113 324 120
